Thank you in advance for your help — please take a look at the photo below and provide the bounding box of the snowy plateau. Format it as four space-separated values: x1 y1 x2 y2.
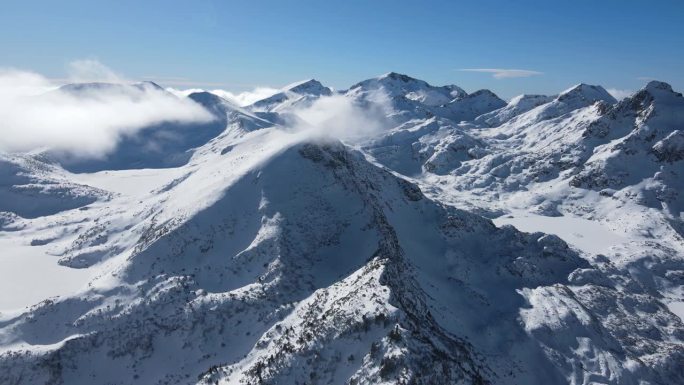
0 72 683 385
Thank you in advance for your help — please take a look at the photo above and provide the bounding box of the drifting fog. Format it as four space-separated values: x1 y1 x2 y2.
0 61 214 158
289 91 392 141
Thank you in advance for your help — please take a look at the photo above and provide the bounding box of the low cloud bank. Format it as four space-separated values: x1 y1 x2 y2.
0 62 214 158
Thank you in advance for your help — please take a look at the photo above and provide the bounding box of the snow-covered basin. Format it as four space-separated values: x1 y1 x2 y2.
0 167 182 315
495 211 684 323
70 167 184 196
493 210 628 255
668 302 684 322
0 235 93 315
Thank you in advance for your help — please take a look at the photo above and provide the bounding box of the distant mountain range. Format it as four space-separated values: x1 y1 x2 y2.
1 73 683 385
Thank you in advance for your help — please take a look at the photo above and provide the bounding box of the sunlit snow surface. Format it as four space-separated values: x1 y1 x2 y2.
669 302 684 321
493 210 628 255
0 75 682 385
0 236 93 313
0 168 182 312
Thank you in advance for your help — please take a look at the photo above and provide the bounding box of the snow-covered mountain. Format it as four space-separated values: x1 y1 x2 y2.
345 72 505 123
347 72 467 107
0 153 108 218
475 94 553 126
1 74 683 385
250 79 333 112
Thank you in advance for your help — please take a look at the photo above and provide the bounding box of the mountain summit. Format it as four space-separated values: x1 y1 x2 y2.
250 79 333 112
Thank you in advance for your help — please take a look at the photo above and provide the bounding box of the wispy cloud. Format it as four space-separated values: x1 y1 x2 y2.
458 68 543 79
67 59 125 83
606 88 634 100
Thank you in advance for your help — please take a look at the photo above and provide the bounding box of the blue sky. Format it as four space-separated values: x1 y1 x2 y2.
2 0 683 99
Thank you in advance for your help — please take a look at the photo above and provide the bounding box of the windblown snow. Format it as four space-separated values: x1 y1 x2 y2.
0 73 682 385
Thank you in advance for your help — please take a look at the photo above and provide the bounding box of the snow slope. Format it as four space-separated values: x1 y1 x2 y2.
475 94 553 127
0 74 682 385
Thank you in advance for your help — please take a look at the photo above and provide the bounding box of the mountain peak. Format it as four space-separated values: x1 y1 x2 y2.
468 89 500 98
463 89 506 106
348 72 429 91
249 79 332 111
443 84 468 99
557 83 617 105
644 80 673 93
616 80 682 112
138 80 164 91
641 80 682 99
380 72 419 83
187 91 235 116
284 79 332 96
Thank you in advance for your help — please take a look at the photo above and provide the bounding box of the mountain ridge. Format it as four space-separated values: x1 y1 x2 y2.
0 73 682 385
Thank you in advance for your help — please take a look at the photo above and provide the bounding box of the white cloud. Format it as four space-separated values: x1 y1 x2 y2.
606 88 634 100
0 61 214 158
288 89 392 141
458 68 543 79
210 88 280 106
